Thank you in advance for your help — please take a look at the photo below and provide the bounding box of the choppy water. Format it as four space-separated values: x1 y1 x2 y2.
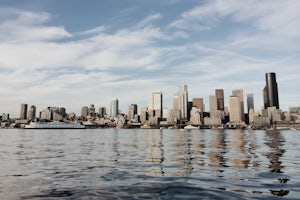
0 128 299 199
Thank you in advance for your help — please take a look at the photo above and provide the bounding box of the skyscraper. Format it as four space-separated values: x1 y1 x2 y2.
178 84 188 120
247 93 254 113
209 95 218 117
215 89 224 111
110 98 119 119
149 91 163 118
27 105 36 121
173 92 180 111
229 96 242 122
263 72 279 109
81 106 89 119
127 104 137 120
232 89 245 121
192 98 204 111
98 107 106 118
20 104 28 120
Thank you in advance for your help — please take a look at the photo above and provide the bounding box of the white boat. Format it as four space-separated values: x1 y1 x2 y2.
24 121 85 129
184 125 200 130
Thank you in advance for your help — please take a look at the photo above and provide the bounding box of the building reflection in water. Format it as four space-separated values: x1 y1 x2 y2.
111 129 120 169
207 130 227 176
265 130 285 173
145 130 164 176
230 129 250 169
191 130 206 172
247 130 261 169
265 130 289 197
171 130 193 177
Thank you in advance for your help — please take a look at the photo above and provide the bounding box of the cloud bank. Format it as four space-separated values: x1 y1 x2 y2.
0 0 299 116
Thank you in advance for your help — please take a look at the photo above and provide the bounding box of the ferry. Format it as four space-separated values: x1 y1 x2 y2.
24 121 85 129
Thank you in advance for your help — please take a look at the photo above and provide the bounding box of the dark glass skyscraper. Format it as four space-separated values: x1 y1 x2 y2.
263 72 279 109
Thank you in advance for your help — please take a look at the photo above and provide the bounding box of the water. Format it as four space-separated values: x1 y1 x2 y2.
0 128 299 199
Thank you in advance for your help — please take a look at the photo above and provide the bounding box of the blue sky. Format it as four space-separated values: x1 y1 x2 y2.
0 0 299 117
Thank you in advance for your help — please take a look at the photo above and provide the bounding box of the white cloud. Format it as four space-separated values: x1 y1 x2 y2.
169 0 300 39
0 3 299 117
0 8 71 42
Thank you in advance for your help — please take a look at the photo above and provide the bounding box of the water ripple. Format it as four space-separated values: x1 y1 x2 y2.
0 129 299 199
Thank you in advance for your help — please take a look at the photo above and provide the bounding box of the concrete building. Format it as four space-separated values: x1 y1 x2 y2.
89 104 96 115
164 108 180 123
40 108 52 120
190 107 202 125
20 104 28 120
2 113 9 121
173 92 180 111
149 91 163 118
178 84 188 120
204 116 222 126
229 96 242 122
232 89 245 121
209 95 218 118
98 107 106 118
215 89 224 111
110 98 119 119
263 72 279 109
27 105 36 121
127 104 137 120
53 112 63 121
253 116 271 127
81 106 89 119
140 107 148 123
247 93 254 114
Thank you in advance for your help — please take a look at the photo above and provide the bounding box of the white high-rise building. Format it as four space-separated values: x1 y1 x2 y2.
27 105 36 121
178 84 188 120
229 96 242 122
232 89 245 122
173 92 180 111
110 98 119 119
149 91 163 118
209 95 218 118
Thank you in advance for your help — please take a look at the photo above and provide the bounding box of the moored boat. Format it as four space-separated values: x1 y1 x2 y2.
184 125 200 130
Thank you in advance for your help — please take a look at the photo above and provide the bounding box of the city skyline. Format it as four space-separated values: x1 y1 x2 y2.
0 72 298 118
0 0 299 116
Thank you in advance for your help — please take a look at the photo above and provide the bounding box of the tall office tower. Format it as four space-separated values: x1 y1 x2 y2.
232 89 245 121
89 104 96 113
263 72 279 109
192 98 204 111
27 105 36 121
178 84 188 120
20 104 28 120
98 107 106 118
127 104 137 120
81 106 89 119
149 91 163 118
229 96 242 122
247 94 254 113
88 104 96 117
140 106 149 122
173 92 180 111
215 89 224 111
209 95 218 117
110 98 119 119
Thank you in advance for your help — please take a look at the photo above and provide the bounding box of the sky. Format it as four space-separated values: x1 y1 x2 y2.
0 0 299 117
